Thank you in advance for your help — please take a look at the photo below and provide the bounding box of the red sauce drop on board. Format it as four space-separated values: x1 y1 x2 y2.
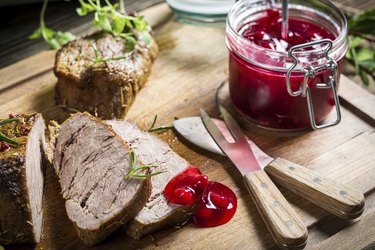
164 166 237 227
164 166 209 205
229 8 341 130
192 181 237 228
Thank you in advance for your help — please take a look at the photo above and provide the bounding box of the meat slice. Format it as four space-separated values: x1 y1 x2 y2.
107 120 191 239
54 113 151 246
0 113 46 244
54 31 158 119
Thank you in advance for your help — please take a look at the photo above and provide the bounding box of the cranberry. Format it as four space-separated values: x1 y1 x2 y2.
1 143 10 152
21 125 27 130
266 9 280 20
192 182 237 228
164 166 209 205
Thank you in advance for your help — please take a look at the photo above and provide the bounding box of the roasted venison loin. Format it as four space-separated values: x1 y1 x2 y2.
0 113 46 244
54 31 158 119
108 120 191 239
53 113 151 246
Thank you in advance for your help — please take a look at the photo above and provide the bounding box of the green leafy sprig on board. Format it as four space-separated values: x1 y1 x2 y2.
29 0 76 49
147 115 174 133
345 8 375 86
125 150 164 179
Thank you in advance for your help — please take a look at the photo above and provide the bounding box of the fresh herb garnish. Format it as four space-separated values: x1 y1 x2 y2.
0 118 23 147
0 118 20 126
76 0 151 51
346 8 375 86
30 0 151 52
29 0 76 49
0 132 21 146
147 115 173 133
125 149 164 179
90 42 127 64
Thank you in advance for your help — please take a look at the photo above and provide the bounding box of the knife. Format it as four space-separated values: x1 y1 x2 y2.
199 107 308 249
173 113 365 220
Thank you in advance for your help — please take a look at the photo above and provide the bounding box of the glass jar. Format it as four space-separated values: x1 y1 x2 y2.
226 0 348 131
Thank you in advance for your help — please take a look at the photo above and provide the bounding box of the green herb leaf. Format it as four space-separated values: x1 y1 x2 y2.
112 14 126 36
349 8 375 36
147 115 173 133
125 149 164 179
56 31 76 45
0 132 21 146
29 0 75 49
0 118 20 126
359 70 369 86
76 1 95 16
28 28 42 40
78 0 151 52
142 32 152 45
98 13 112 32
125 36 136 51
47 38 62 50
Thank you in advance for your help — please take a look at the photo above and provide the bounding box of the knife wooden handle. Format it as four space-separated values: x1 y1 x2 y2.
264 157 365 219
244 170 308 249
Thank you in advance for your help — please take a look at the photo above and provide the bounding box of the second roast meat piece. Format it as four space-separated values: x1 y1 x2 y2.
53 113 151 246
108 120 191 239
54 31 158 119
0 113 46 244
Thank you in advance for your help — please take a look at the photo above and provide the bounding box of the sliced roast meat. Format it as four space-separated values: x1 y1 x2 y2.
54 113 151 246
54 30 159 119
107 120 191 239
0 113 46 244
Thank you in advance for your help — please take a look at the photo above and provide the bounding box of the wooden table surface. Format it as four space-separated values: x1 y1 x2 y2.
1 1 375 250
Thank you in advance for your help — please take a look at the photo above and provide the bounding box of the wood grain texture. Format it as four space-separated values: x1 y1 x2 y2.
311 210 375 250
0 3 374 249
339 75 375 127
265 157 365 220
244 170 308 249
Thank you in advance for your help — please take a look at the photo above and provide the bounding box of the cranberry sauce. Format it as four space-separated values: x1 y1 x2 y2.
240 9 335 52
164 166 237 227
164 166 209 205
193 182 237 228
229 9 341 130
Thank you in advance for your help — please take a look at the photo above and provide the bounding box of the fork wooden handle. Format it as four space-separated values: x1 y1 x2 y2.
244 170 308 249
264 157 365 219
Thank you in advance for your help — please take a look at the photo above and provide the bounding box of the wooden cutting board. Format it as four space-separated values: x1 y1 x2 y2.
1 3 375 250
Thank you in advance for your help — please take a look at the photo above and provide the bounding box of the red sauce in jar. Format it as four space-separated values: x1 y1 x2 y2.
164 166 237 227
228 9 342 130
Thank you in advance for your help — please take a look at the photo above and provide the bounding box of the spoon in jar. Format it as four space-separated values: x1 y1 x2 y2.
281 0 288 40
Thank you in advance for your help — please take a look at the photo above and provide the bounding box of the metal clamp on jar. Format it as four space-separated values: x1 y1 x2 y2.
226 0 348 131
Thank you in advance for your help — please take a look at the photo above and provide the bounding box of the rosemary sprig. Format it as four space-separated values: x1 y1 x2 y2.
125 149 164 179
147 115 173 133
0 118 20 126
0 132 21 146
89 42 127 64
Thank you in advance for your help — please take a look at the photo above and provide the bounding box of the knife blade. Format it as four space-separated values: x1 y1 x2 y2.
174 115 365 220
200 108 308 249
